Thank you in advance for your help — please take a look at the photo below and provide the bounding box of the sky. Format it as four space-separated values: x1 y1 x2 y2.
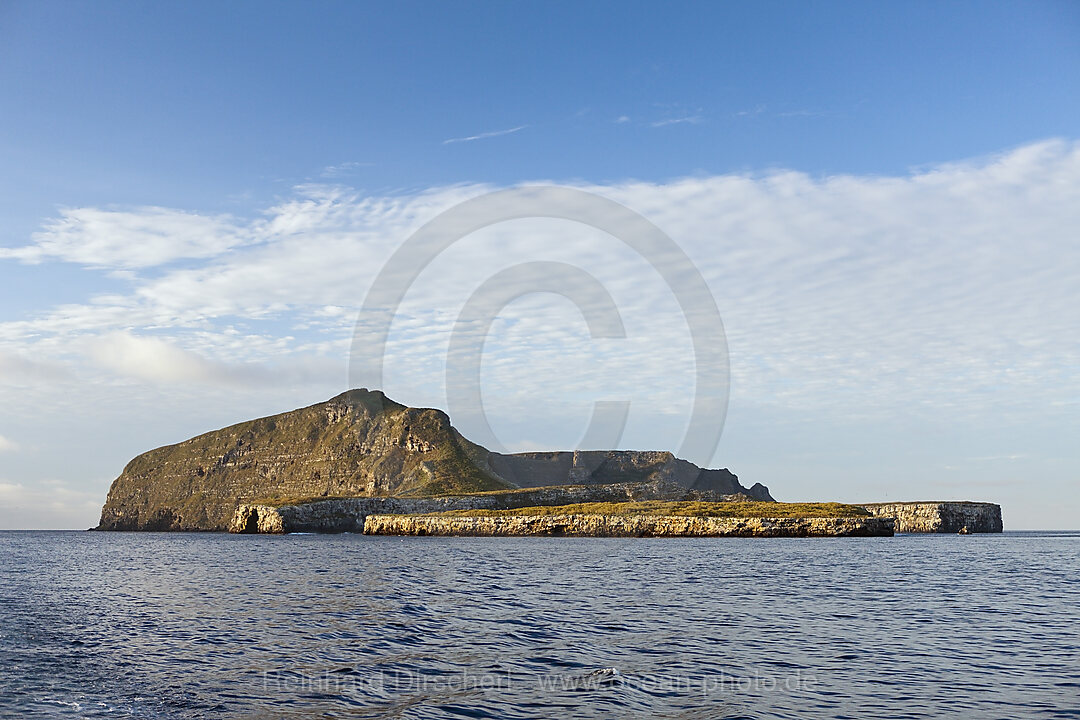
0 0 1078 529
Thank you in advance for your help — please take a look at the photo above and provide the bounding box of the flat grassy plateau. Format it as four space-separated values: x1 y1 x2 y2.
421 501 870 519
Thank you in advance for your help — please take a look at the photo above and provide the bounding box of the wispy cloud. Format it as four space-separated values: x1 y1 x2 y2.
320 161 374 178
734 106 827 119
442 125 527 145
615 115 631 124
0 435 18 453
85 331 339 387
735 105 766 117
1 139 1078 528
0 206 255 269
3 141 1079 420
650 115 703 127
776 109 827 118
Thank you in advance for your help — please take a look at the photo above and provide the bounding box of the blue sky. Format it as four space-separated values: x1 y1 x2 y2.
1 1 1078 529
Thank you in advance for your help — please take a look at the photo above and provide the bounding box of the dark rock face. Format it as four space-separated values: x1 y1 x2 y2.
487 450 771 500
97 389 772 531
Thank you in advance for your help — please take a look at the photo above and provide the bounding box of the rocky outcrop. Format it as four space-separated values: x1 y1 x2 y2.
862 502 1002 533
98 389 772 532
363 513 895 538
97 389 508 531
229 479 749 533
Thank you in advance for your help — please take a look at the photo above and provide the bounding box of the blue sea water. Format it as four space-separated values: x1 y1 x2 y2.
1 531 1078 719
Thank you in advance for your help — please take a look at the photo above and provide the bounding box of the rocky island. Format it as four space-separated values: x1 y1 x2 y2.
96 389 1001 537
98 389 771 532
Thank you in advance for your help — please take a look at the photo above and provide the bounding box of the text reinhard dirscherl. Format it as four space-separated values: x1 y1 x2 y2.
262 669 817 696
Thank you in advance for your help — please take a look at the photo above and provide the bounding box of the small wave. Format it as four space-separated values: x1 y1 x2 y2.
37 698 82 711
565 667 624 691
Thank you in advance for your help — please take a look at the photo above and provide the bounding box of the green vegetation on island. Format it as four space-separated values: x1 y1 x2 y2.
420 500 871 519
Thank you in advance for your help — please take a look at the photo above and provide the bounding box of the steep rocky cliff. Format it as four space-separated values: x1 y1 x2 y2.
363 513 894 538
862 502 1002 533
97 389 508 531
98 389 771 531
488 450 771 498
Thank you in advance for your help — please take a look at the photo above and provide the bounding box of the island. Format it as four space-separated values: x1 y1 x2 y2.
95 389 1002 537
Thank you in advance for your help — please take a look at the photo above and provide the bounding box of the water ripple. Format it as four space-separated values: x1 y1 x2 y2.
1 531 1078 718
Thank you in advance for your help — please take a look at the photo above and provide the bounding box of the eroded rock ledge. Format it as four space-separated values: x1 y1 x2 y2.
361 514 895 538
862 502 1002 533
229 480 746 534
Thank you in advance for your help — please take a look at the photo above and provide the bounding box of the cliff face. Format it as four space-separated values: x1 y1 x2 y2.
98 389 771 531
488 450 771 499
862 502 1003 533
362 514 895 538
97 389 508 531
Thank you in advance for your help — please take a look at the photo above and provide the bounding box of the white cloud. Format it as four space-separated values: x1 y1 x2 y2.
85 331 341 388
0 139 1077 521
0 206 256 268
443 125 528 144
0 435 18 453
87 331 242 384
0 140 1077 426
320 161 374 178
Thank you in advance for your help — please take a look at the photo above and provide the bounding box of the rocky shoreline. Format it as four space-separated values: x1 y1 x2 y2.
227 480 751 534
228 498 1002 536
361 513 895 538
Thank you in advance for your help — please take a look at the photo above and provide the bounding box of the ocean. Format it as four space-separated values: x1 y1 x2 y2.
2 531 1078 719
